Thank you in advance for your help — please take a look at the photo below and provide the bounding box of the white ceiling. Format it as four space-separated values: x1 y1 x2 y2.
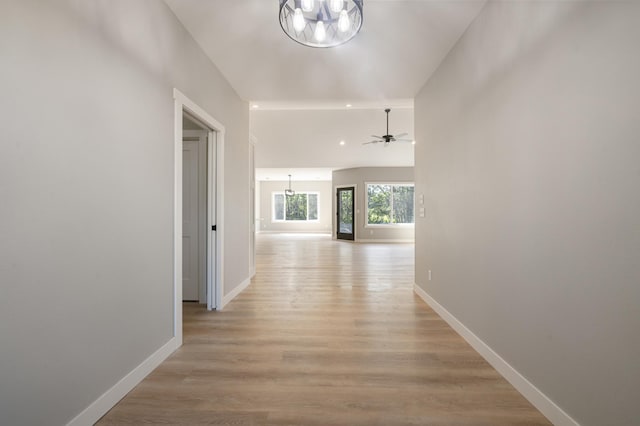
165 0 486 175
256 168 334 181
165 0 486 103
252 107 414 169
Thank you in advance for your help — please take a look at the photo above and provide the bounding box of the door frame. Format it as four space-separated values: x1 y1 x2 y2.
249 134 257 278
173 89 225 344
335 184 357 241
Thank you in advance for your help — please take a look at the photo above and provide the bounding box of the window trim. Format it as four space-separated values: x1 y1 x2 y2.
272 191 320 222
364 182 415 228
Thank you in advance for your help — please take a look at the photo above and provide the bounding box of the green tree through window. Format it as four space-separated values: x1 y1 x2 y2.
308 194 318 220
273 192 319 221
367 184 414 225
367 185 392 224
392 185 414 224
285 194 307 220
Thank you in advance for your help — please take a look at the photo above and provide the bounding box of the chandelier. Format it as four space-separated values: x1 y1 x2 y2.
285 174 295 196
279 0 364 48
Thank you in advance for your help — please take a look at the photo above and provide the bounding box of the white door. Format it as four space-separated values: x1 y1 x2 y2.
182 131 207 301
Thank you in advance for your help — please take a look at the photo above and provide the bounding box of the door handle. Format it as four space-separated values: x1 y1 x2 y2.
211 225 217 231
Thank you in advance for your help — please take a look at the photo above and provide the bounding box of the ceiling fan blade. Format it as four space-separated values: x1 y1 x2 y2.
395 139 413 142
394 133 408 138
362 140 380 145
371 135 383 139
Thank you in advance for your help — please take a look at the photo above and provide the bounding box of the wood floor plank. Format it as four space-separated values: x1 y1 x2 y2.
97 234 550 425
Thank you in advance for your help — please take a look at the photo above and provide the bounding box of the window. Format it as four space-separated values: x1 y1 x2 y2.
366 183 414 225
273 192 319 221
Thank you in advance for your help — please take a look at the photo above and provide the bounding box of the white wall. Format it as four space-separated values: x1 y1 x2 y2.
0 1 250 425
259 180 332 233
414 2 640 425
332 167 415 242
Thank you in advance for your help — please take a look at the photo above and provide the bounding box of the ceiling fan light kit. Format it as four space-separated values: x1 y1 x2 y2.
279 0 364 48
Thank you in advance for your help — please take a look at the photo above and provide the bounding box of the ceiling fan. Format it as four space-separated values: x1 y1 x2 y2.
363 108 412 146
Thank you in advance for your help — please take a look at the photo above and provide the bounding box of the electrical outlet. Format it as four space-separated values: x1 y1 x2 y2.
428 270 432 281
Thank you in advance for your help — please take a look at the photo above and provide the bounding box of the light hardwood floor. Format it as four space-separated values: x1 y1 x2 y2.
98 233 550 425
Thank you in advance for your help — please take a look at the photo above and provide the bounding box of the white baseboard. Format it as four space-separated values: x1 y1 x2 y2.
67 337 180 426
413 284 579 426
258 231 331 234
221 277 251 309
355 238 414 243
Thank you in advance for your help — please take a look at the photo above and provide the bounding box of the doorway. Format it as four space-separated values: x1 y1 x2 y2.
173 89 225 344
337 186 355 241
181 114 218 309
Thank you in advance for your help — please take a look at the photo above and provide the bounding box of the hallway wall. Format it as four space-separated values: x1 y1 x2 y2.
414 2 640 425
0 1 250 424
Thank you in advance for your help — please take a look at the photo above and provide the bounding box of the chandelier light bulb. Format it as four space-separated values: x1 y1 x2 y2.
301 0 314 12
330 0 343 13
293 8 306 32
314 20 326 42
338 9 350 32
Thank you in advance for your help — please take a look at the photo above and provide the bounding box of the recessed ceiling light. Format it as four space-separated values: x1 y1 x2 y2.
412 140 416 145
345 104 352 108
251 104 259 109
339 140 346 145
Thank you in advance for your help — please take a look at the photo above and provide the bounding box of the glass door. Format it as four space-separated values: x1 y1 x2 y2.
337 186 355 241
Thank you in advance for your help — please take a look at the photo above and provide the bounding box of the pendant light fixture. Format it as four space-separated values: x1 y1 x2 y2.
285 174 295 196
279 0 364 48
